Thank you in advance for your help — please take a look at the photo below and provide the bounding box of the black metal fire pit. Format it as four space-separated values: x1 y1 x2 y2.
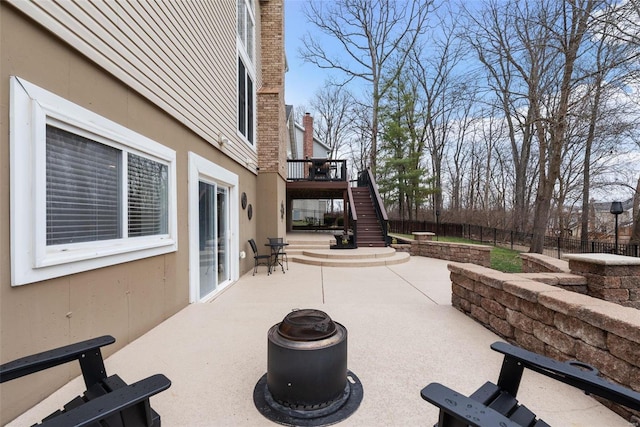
254 309 363 426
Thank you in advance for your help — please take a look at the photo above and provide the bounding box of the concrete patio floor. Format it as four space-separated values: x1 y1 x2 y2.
7 254 634 426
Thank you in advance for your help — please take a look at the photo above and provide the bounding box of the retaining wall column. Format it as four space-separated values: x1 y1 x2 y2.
564 254 640 309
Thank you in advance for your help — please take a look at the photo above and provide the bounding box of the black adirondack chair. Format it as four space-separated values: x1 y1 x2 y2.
421 341 640 427
0 335 171 427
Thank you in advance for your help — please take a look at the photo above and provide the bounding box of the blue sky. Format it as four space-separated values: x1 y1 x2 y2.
284 0 344 110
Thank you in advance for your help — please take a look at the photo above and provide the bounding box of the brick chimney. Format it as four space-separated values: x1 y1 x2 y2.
303 112 313 159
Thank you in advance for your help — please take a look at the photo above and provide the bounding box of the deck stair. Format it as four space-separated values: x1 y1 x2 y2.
351 187 386 247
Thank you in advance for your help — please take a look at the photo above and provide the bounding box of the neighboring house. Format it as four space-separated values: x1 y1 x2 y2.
0 0 287 422
286 107 331 159
564 198 635 240
589 198 634 241
285 107 332 224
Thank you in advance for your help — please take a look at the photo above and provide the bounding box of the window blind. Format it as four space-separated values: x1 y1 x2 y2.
46 126 121 245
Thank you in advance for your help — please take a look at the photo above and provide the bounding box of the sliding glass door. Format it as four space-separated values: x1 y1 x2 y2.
189 152 238 303
198 181 230 299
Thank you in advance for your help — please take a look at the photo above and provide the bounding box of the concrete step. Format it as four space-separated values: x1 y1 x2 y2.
285 237 333 255
301 247 398 259
286 238 334 245
287 242 332 249
286 246 330 255
289 248 410 267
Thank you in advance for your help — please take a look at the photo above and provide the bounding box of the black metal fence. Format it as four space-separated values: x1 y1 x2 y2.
388 219 640 258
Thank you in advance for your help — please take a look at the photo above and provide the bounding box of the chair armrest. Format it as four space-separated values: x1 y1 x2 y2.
491 341 640 411
0 335 115 388
421 382 521 427
38 374 171 427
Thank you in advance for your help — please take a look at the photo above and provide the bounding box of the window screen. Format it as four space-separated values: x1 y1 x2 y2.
128 154 168 237
237 0 254 62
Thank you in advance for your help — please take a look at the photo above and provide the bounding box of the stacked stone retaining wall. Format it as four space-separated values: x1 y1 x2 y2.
411 240 491 267
449 262 640 423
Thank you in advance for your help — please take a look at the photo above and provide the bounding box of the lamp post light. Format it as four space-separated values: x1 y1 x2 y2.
610 201 623 254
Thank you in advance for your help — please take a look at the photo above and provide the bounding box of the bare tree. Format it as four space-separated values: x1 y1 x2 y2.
408 6 471 220
346 103 373 177
300 0 432 174
446 107 476 217
292 105 311 124
463 1 536 233
465 0 597 253
631 176 640 246
593 1 640 247
528 0 599 253
309 83 354 159
572 0 640 246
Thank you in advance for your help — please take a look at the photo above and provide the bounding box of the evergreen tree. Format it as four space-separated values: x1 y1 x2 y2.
378 75 435 221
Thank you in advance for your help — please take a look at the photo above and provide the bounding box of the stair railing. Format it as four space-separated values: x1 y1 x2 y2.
346 185 358 248
358 167 389 246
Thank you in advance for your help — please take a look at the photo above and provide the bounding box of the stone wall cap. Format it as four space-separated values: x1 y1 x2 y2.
520 253 570 272
412 231 435 236
576 304 640 344
538 288 610 314
447 262 489 272
515 272 586 284
563 253 640 266
426 241 492 249
521 253 554 260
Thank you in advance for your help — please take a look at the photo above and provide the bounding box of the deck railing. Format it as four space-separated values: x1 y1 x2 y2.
287 159 347 181
347 185 357 247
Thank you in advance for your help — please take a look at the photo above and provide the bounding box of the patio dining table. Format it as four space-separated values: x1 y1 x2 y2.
265 240 289 274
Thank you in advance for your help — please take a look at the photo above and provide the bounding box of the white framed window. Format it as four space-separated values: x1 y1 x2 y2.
237 56 255 144
237 0 255 145
10 76 177 286
237 0 255 63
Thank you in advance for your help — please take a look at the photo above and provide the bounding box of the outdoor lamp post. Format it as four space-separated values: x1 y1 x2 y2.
435 210 440 241
610 201 623 254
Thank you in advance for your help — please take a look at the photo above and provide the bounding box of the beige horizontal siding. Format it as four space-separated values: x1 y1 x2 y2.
6 0 257 167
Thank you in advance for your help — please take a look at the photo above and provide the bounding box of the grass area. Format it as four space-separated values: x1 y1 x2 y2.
489 245 523 273
390 233 523 273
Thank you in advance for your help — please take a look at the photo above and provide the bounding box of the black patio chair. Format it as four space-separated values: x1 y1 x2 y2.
0 335 171 427
421 341 640 427
249 238 271 275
